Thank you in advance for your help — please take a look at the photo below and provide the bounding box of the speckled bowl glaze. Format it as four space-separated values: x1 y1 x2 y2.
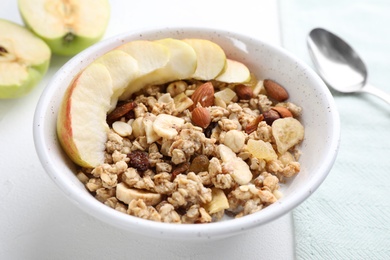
33 27 340 240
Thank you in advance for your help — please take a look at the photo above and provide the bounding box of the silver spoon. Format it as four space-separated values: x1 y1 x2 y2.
307 28 390 104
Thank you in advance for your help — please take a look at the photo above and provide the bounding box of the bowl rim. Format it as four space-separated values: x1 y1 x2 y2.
33 26 340 240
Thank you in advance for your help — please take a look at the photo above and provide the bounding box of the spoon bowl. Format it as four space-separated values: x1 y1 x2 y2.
307 28 390 104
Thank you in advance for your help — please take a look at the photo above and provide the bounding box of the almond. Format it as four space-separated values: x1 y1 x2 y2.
191 106 211 128
235 84 254 100
190 82 214 110
263 79 289 101
271 106 293 118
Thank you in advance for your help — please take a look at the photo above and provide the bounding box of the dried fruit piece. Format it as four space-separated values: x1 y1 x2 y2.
223 130 246 153
143 113 160 144
214 87 236 104
191 107 211 128
131 117 145 137
128 150 149 172
153 114 185 139
218 144 252 185
272 117 304 154
247 139 277 161
204 188 229 214
116 183 162 206
172 162 190 180
106 101 137 124
190 82 214 110
263 109 280 126
263 79 289 101
235 84 254 100
189 155 210 173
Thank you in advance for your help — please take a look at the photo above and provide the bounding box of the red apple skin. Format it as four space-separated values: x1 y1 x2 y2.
57 73 86 167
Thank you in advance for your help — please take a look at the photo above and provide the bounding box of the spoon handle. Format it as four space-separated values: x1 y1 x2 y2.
361 84 390 105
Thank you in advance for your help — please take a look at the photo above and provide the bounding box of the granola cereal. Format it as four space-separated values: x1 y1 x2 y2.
76 75 305 224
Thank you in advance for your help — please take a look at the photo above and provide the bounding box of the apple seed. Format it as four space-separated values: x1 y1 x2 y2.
63 32 75 45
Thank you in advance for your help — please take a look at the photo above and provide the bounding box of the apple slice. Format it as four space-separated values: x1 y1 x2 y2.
153 38 197 83
182 38 226 80
215 59 251 83
57 63 113 168
0 19 51 99
18 0 110 56
94 50 139 111
117 40 170 100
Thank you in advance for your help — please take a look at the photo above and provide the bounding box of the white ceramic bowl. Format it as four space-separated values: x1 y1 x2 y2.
33 27 340 240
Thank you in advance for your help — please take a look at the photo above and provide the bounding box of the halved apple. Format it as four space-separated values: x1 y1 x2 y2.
18 0 110 56
57 63 113 168
215 59 251 83
95 50 139 111
182 38 226 80
0 19 51 99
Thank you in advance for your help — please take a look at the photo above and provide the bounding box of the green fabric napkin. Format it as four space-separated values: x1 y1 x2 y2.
279 0 390 259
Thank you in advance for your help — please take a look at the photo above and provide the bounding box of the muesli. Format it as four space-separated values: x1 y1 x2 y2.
76 76 304 224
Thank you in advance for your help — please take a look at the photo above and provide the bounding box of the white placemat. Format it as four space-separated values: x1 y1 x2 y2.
279 0 390 259
1 1 297 259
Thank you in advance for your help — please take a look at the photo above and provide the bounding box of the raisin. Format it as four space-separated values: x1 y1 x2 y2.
204 121 218 138
171 162 190 181
128 150 149 172
189 155 209 173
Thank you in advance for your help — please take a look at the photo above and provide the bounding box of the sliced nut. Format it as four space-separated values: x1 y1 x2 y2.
234 84 254 100
112 121 132 137
131 117 145 137
191 106 211 128
271 106 293 118
263 79 289 101
166 80 187 97
190 81 214 110
173 92 194 113
245 114 264 134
